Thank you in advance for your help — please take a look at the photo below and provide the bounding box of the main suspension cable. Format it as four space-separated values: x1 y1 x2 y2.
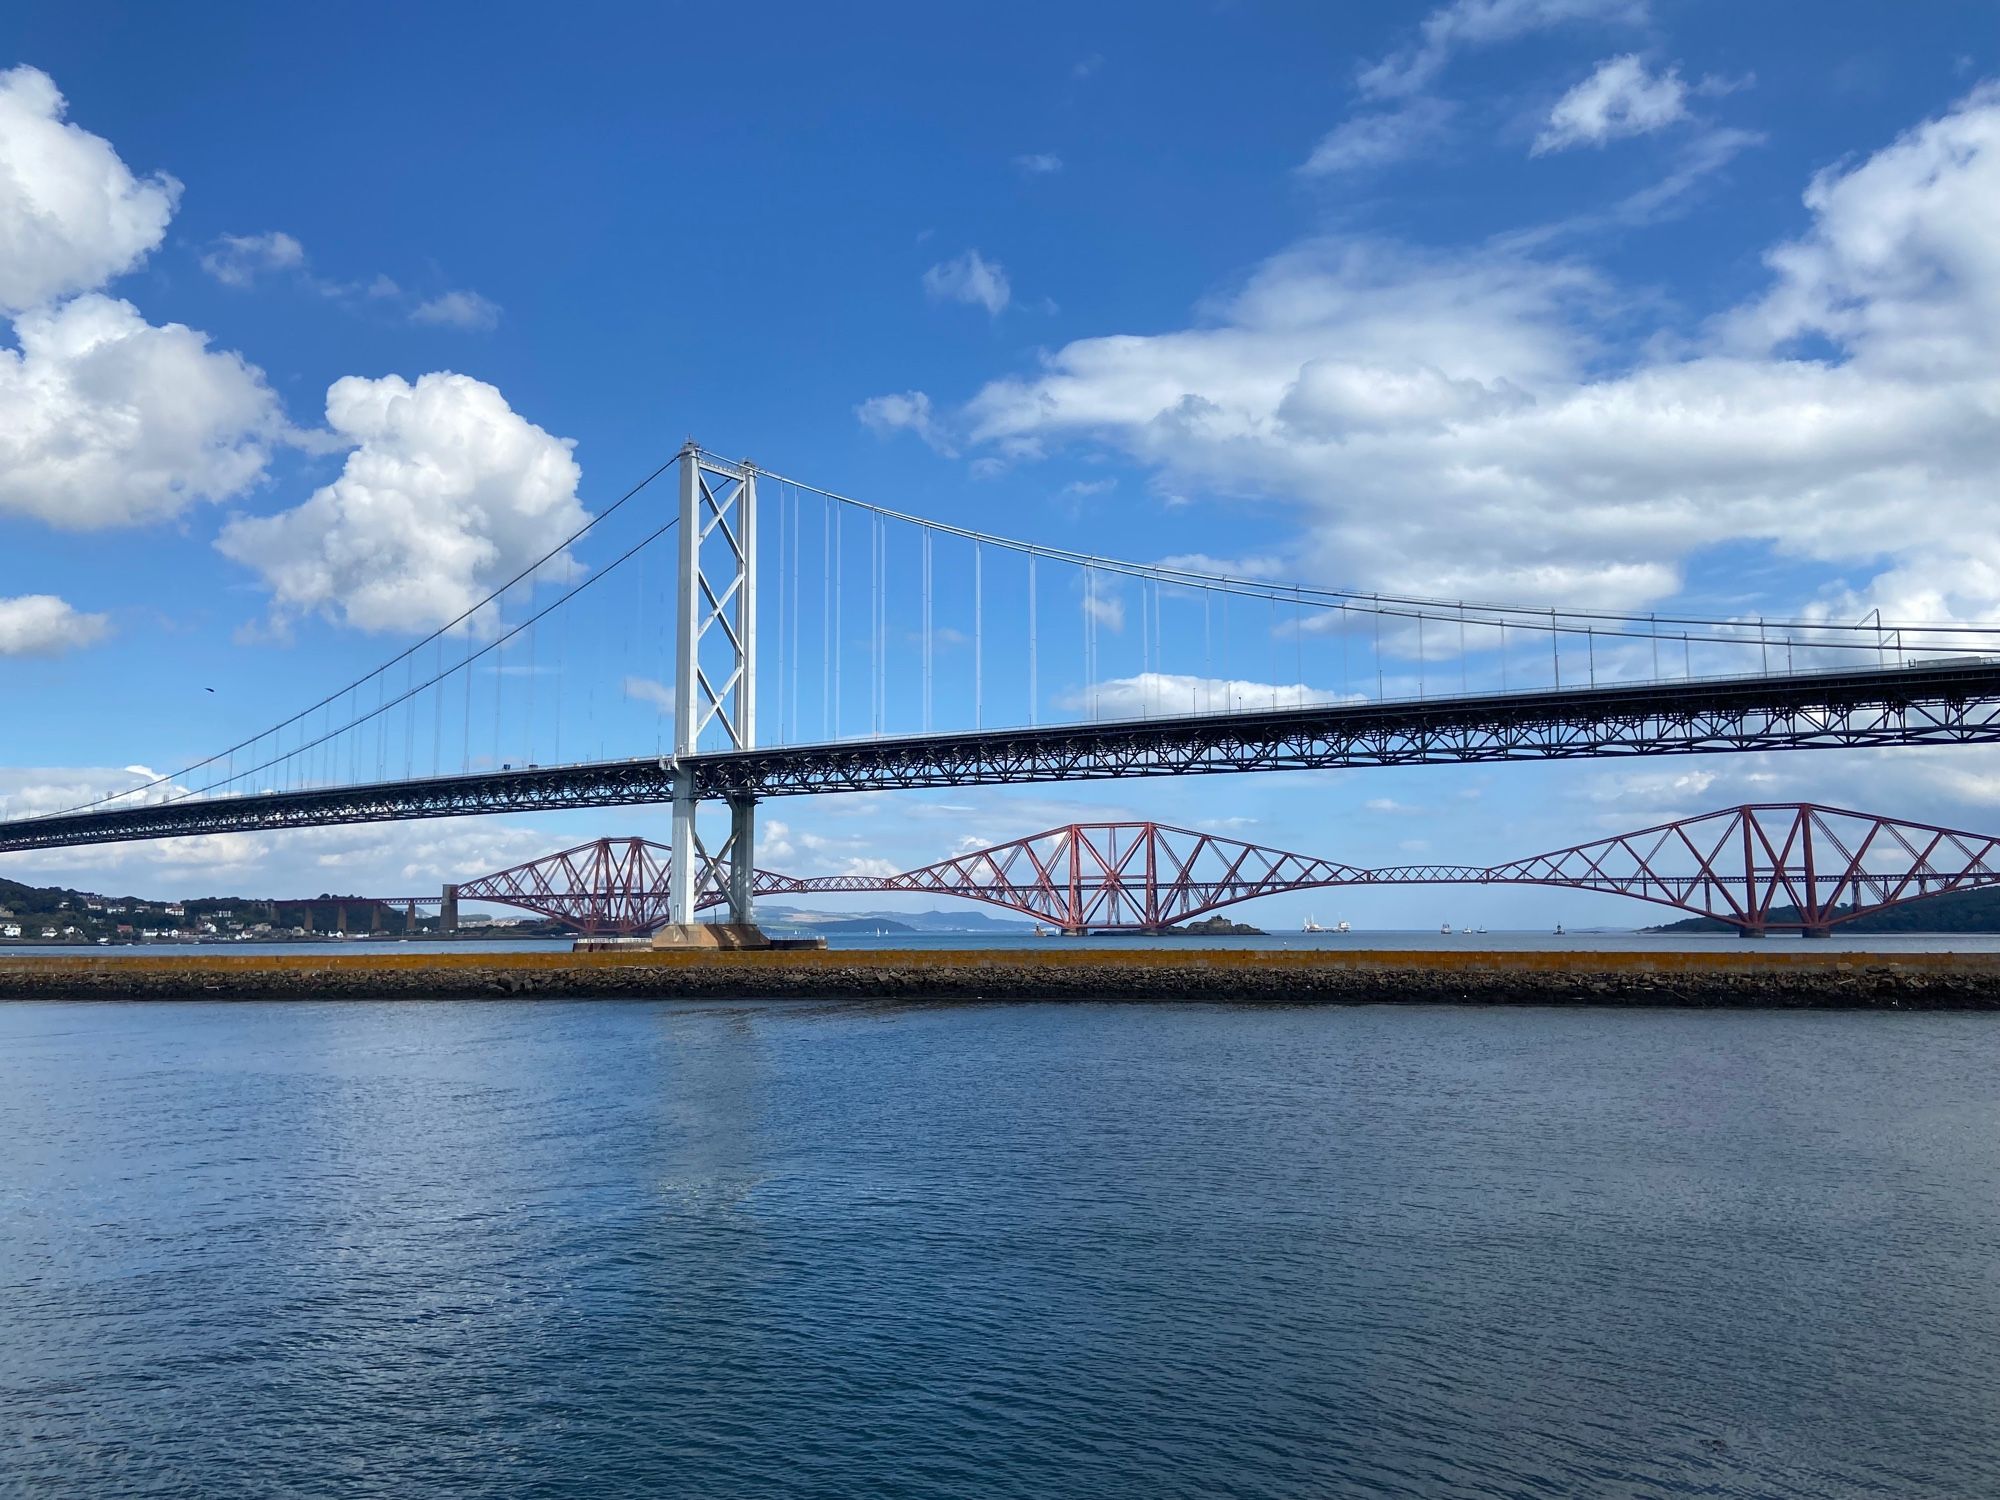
47 455 680 819
747 454 2000 649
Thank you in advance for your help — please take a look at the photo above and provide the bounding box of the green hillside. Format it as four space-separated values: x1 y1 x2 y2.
1649 886 2000 934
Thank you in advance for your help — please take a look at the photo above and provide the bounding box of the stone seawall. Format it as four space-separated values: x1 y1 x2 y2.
0 948 1996 1008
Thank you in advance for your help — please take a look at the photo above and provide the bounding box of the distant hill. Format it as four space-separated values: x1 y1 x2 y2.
0 874 144 917
1648 886 2000 934
774 915 919 935
756 903 1032 933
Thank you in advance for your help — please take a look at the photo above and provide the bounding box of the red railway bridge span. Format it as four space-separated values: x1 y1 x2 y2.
402 803 2000 940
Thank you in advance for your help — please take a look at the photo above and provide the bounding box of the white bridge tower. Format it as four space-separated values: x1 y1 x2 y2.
667 443 758 928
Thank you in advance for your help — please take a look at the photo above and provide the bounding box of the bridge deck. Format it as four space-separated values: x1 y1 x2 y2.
4 661 1998 853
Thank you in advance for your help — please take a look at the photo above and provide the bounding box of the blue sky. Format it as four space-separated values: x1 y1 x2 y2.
3 1 1999 927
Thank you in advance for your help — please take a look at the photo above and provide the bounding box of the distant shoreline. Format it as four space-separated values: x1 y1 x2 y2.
0 947 1995 1009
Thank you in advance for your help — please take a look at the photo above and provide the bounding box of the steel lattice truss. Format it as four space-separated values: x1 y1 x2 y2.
696 663 2000 798
856 822 1368 933
452 837 799 935
448 804 2000 936
2 664 1999 855
1485 803 2000 934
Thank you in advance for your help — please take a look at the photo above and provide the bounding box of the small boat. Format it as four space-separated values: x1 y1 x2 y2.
1440 922 1453 936
1302 915 1328 933
1336 919 1351 934
1553 923 1565 936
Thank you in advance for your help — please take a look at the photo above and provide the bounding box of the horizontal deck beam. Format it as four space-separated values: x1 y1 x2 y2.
4 663 1999 853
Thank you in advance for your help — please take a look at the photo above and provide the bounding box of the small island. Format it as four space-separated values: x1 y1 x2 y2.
1173 915 1266 936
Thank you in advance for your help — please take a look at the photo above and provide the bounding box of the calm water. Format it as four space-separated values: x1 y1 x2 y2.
2 1000 1996 1498
16 928 2000 958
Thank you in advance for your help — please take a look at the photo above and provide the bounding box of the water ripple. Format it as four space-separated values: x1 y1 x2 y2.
2 1000 1997 1498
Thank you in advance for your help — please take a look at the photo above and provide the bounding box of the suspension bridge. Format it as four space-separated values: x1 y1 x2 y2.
6 443 2000 936
374 803 2000 940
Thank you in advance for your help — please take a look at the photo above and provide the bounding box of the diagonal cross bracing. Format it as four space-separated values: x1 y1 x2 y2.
399 802 2000 937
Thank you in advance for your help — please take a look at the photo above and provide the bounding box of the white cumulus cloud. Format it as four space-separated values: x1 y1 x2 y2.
960 83 2000 625
0 66 179 315
1731 83 2000 378
923 250 1010 316
0 294 282 529
1535 55 1689 153
216 372 587 633
0 594 110 657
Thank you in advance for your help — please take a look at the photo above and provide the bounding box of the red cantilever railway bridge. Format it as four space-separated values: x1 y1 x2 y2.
389 803 2000 938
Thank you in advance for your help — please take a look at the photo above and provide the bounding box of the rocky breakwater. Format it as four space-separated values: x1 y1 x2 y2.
1 947 1998 1008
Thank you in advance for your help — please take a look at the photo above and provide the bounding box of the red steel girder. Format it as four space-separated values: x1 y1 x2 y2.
1483 803 2000 933
440 803 2000 939
802 821 1370 933
452 836 800 936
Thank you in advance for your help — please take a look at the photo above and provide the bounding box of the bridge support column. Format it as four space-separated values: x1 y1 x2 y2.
440 884 458 936
729 795 757 925
1737 926 1766 938
669 766 698 928
1800 925 1832 939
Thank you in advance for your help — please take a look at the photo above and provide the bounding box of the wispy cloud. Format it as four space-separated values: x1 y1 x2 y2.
623 676 674 715
1534 54 1688 154
1358 0 1649 101
1301 99 1455 175
1303 0 1649 176
856 390 957 456
200 231 305 287
196 230 491 327
1607 125 1761 223
923 250 1010 315
411 289 502 332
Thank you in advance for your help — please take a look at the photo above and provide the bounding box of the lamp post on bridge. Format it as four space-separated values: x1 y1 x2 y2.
666 442 761 938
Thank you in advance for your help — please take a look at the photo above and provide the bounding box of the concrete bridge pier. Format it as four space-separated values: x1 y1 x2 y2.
440 884 458 936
